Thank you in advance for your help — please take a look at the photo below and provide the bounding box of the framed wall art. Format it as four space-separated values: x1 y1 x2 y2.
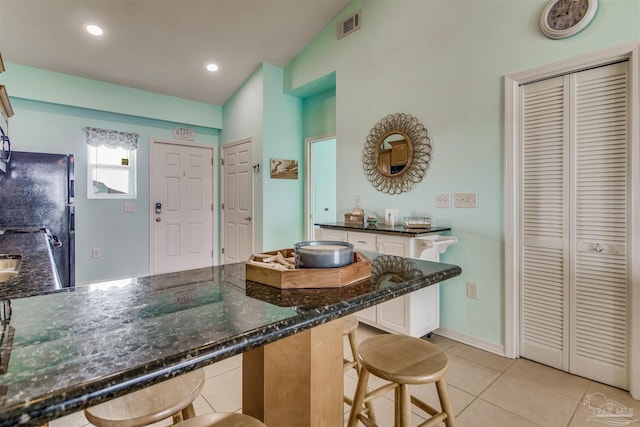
270 158 298 179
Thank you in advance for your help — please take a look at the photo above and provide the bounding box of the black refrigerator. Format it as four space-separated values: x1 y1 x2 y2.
0 151 75 288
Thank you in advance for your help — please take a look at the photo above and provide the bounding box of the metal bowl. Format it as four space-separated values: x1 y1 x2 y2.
294 241 354 268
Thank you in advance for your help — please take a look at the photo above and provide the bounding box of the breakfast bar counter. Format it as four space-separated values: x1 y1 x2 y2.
0 253 461 426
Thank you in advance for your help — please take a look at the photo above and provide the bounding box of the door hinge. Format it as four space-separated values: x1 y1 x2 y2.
211 251 214 258
211 204 214 211
221 203 224 210
221 248 225 254
221 158 224 166
211 158 214 165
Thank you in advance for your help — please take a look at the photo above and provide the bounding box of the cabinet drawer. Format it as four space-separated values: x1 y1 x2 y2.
348 232 377 251
315 228 347 242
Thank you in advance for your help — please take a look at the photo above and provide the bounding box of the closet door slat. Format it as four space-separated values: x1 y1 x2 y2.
570 62 629 389
520 76 569 370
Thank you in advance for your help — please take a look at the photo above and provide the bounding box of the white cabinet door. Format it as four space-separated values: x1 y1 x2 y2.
375 234 411 334
377 234 411 256
348 232 378 322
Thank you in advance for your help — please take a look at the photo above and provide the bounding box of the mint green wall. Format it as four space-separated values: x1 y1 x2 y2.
262 64 304 249
312 138 337 224
2 66 219 284
1 64 221 128
285 0 640 346
222 64 304 251
303 88 336 138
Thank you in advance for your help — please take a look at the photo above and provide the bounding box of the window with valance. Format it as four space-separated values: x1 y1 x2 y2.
84 127 139 199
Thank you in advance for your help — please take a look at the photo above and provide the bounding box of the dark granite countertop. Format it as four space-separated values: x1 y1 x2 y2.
0 229 60 299
0 253 461 426
315 222 451 237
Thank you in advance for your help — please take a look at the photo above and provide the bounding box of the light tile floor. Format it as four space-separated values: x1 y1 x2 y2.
51 324 640 427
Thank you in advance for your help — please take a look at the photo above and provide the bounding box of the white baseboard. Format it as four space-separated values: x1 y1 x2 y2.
434 327 509 358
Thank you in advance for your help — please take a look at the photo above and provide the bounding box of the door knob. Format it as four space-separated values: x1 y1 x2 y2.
245 217 252 221
155 217 161 222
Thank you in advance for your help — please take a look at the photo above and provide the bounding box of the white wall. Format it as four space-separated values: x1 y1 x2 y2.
221 66 265 251
285 0 640 347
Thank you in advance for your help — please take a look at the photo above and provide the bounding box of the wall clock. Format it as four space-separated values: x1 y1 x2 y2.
540 0 598 39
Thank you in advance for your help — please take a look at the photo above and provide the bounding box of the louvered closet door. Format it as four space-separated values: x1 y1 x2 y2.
520 75 571 371
570 62 629 389
520 62 630 390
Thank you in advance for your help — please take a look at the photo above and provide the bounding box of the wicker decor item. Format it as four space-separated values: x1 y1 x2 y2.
362 113 432 194
246 249 371 289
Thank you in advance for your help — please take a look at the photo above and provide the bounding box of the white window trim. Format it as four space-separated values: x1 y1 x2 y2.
87 146 137 199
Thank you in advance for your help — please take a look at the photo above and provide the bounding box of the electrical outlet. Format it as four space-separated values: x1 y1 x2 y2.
124 202 136 213
435 193 451 208
467 281 478 299
455 192 478 208
354 194 362 207
92 248 101 259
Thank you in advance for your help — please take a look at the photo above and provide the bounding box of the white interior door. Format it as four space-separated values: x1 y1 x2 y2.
150 141 214 274
519 62 630 389
304 135 336 240
221 139 253 264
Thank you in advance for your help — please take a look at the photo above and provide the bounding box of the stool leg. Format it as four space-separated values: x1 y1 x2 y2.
182 402 196 420
172 412 184 424
394 385 401 427
347 369 369 427
349 331 378 423
347 331 359 373
397 384 411 427
436 378 457 427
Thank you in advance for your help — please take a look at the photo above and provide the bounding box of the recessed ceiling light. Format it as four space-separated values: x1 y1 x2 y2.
206 63 219 72
86 25 104 36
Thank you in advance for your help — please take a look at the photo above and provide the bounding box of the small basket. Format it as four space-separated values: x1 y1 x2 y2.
403 217 431 229
344 213 364 225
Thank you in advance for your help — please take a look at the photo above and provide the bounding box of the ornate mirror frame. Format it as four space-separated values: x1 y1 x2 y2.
362 113 432 194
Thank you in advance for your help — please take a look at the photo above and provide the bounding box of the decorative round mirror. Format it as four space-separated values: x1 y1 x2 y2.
362 113 431 194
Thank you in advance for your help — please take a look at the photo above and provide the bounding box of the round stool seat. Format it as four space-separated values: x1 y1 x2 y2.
348 334 456 427
85 369 205 427
358 334 449 384
174 413 266 427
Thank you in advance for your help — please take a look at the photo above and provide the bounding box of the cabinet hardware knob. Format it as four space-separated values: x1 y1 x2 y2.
594 243 604 252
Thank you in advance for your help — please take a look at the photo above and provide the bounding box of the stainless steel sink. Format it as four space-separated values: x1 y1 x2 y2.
0 255 22 283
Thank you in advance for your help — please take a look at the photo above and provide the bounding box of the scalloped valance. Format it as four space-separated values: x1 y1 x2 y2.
84 127 139 150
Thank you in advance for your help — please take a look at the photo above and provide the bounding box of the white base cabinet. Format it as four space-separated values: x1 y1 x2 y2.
315 227 457 337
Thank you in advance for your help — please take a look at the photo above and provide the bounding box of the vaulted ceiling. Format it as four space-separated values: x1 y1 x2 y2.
0 0 350 105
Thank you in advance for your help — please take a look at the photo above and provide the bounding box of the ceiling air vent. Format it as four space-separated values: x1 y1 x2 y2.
337 10 361 40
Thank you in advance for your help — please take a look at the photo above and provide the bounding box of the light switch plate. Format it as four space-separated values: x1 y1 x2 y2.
435 193 450 208
455 192 477 208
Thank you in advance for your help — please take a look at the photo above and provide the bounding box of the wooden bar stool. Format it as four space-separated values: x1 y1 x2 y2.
343 315 360 375
343 315 376 423
85 369 205 427
347 334 456 427
173 413 266 427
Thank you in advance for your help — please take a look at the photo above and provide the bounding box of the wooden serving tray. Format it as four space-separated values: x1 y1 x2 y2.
246 249 371 289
